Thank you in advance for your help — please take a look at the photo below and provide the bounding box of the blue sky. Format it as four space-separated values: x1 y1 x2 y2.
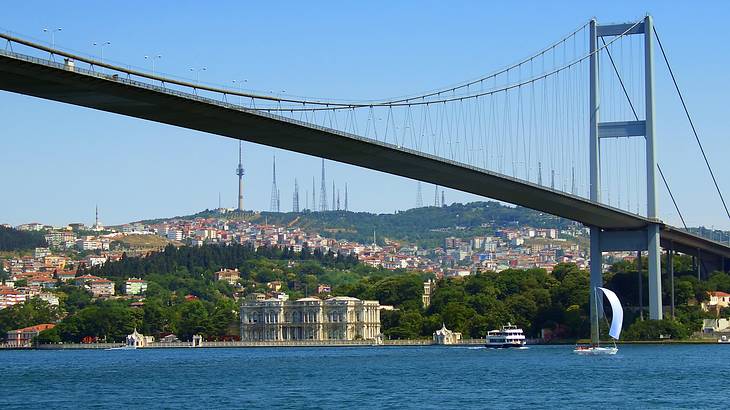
1 1 728 229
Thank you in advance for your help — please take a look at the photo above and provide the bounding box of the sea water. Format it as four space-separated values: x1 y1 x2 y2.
1 344 726 408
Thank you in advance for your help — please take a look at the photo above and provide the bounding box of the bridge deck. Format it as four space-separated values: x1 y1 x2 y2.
0 49 728 260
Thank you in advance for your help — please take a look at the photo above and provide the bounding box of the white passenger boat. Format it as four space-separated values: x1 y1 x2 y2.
574 287 622 355
718 335 730 344
106 345 137 351
485 323 527 348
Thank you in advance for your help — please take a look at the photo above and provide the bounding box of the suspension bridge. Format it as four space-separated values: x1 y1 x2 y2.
1 16 728 341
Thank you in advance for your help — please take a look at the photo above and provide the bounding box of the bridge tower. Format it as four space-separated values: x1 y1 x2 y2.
589 16 661 344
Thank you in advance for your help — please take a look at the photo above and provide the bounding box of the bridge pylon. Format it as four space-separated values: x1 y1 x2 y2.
589 16 662 344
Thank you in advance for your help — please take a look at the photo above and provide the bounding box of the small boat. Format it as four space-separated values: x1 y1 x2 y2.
106 345 137 351
485 323 527 348
718 335 730 344
573 287 622 356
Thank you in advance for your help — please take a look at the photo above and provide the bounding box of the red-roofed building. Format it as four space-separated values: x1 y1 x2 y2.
5 323 55 347
125 278 147 295
703 291 730 313
74 274 102 286
89 279 115 298
0 288 27 309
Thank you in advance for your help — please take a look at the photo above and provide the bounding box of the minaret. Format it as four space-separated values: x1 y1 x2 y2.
93 205 103 231
236 141 244 211
270 155 279 212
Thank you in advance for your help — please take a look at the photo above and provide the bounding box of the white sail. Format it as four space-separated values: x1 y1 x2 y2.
597 287 623 340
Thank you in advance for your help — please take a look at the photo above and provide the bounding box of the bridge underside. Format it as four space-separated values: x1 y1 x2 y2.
0 52 728 264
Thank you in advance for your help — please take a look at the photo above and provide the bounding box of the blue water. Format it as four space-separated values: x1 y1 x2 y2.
0 344 727 408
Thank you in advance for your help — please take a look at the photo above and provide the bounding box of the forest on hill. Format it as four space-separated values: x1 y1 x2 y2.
0 226 47 251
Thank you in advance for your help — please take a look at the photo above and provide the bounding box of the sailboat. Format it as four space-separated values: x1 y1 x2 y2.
573 287 623 355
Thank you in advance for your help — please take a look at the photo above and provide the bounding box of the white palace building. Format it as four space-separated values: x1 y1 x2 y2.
240 296 382 342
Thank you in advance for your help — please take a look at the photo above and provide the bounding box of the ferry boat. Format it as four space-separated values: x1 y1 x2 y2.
485 323 526 348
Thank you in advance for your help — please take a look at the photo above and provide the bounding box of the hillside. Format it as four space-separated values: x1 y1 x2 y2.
0 226 47 251
139 201 572 248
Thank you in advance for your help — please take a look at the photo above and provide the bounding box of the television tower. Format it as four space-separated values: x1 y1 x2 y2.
319 159 328 211
293 178 300 212
312 177 316 211
344 183 349 211
236 141 244 211
434 185 439 207
441 190 445 207
416 182 423 208
332 181 335 211
270 156 279 212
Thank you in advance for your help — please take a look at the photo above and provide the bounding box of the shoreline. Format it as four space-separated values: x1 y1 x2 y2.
1 338 726 350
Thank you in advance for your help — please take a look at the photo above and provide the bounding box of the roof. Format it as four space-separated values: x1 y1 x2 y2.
709 291 730 297
326 296 360 302
9 323 55 333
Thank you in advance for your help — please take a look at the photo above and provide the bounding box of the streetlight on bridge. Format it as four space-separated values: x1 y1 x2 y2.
42 28 62 48
92 41 111 64
190 67 207 84
144 54 162 76
232 78 247 105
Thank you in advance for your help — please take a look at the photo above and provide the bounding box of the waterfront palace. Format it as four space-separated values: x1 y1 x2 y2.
240 296 381 341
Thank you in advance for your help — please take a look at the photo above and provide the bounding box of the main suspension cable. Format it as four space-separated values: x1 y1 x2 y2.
654 26 730 221
601 37 687 228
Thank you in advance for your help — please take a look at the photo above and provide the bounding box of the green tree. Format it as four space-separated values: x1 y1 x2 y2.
177 300 209 341
0 298 60 339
